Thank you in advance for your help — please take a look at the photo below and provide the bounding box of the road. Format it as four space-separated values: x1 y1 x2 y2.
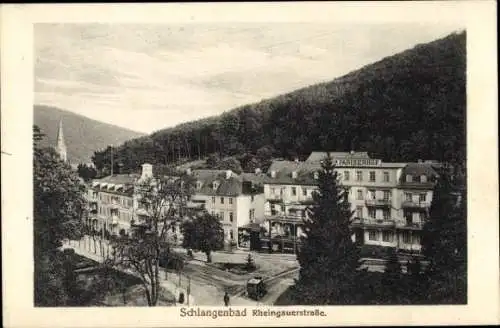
64 237 412 306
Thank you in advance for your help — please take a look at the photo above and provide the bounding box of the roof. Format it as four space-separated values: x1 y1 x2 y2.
265 156 441 188
306 151 370 163
95 174 139 185
399 163 439 189
188 169 246 197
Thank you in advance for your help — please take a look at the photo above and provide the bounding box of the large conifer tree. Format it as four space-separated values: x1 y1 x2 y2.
297 154 362 304
421 165 467 303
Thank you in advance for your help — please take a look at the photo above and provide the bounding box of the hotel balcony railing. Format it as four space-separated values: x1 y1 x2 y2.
351 218 396 228
267 194 283 201
396 220 424 230
365 199 392 207
402 201 430 209
264 213 304 223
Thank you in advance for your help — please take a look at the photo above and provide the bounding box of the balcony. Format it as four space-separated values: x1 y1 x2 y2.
267 194 283 201
365 199 392 207
402 201 430 210
396 220 424 230
264 213 304 224
353 218 396 228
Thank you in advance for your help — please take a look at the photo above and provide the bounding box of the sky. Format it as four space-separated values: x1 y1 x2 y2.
35 23 464 134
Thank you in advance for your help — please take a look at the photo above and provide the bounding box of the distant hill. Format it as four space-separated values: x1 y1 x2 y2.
34 105 145 164
93 31 466 173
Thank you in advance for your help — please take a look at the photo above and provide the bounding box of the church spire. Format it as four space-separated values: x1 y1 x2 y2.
56 119 68 162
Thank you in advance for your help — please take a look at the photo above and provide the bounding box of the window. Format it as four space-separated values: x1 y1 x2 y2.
368 208 376 219
402 231 411 243
344 171 350 181
357 190 363 200
369 171 376 182
271 187 275 194
171 225 176 233
212 197 215 204
211 211 215 216
302 188 307 196
356 171 363 181
230 231 234 240
229 212 234 222
383 209 390 220
420 175 427 183
405 193 412 202
419 193 426 202
368 190 375 200
406 175 412 182
229 197 233 205
251 195 254 202
292 187 297 196
356 206 363 218
412 235 420 245
219 211 224 220
404 210 412 222
369 231 377 241
383 171 390 182
382 231 393 242
249 209 255 222
383 190 391 201
220 197 224 204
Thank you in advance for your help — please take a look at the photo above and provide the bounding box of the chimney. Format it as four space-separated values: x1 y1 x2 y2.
270 170 276 178
186 167 192 175
141 163 153 179
225 170 232 179
292 171 298 179
255 168 262 175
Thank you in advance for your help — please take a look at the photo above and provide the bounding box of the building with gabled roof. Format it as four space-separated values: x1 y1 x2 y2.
261 151 439 254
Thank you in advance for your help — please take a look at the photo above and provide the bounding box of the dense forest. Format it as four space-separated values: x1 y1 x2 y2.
92 31 466 175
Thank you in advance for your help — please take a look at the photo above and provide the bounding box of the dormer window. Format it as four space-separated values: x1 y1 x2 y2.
196 181 202 189
420 175 427 183
270 171 276 178
406 174 412 182
313 172 319 180
292 171 298 179
213 181 219 190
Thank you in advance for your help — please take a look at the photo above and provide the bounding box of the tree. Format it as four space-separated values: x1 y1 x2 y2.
110 174 194 306
245 253 256 271
421 165 467 303
33 125 86 306
381 249 405 303
296 154 362 304
77 163 97 182
181 211 224 263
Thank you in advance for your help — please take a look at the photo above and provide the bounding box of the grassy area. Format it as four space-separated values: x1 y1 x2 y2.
211 262 258 275
65 251 175 307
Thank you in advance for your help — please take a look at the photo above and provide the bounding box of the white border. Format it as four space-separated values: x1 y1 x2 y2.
1 1 498 327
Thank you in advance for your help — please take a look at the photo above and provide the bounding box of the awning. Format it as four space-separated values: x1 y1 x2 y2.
136 208 149 216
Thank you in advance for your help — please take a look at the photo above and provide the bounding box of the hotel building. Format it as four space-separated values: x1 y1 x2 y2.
87 164 266 249
259 151 439 253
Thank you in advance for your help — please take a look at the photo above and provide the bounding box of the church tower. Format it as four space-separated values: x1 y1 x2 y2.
56 119 68 162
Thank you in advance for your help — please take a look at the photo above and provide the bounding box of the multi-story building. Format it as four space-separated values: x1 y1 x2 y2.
175 168 266 249
87 164 266 249
87 163 202 244
259 151 439 253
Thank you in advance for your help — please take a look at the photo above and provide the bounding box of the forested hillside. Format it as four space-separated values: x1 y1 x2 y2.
93 31 466 174
34 105 145 164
